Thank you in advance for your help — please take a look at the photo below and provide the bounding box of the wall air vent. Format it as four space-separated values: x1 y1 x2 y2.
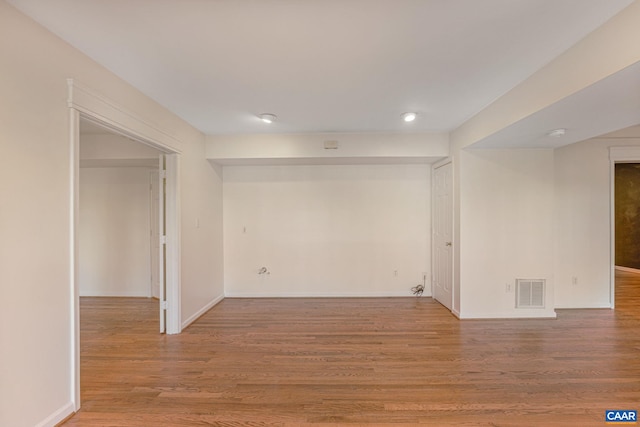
515 279 545 308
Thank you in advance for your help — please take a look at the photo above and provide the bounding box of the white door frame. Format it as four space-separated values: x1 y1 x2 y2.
609 146 640 309
68 79 182 411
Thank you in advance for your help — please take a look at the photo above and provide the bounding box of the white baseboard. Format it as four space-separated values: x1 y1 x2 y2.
223 291 418 298
615 265 640 274
35 401 74 427
457 310 557 319
79 291 150 297
181 294 224 329
554 304 612 309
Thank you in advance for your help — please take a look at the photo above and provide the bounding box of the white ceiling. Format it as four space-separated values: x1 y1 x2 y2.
7 0 635 136
472 59 640 148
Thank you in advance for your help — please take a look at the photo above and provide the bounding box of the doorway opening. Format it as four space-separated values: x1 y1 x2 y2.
613 162 640 308
69 83 182 410
610 147 640 309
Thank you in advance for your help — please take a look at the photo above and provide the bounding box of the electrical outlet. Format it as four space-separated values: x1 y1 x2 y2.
394 270 398 277
506 283 512 293
572 276 578 285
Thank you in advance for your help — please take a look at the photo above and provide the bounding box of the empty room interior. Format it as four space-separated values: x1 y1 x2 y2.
2 1 640 426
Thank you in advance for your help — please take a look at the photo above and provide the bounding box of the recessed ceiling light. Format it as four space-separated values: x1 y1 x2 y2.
401 112 417 122
259 113 277 124
547 128 566 137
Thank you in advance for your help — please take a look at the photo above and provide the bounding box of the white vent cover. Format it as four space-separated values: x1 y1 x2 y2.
323 140 339 150
516 279 545 308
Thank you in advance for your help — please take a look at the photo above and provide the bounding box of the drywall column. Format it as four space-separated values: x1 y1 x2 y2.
457 148 556 318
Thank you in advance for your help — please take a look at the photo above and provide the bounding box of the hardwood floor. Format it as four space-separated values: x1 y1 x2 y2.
63 273 640 426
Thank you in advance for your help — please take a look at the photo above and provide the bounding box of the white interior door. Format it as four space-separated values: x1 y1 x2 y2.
150 170 160 299
158 155 167 333
433 162 453 311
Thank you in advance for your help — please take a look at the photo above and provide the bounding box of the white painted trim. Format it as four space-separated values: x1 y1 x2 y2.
165 153 181 334
610 146 640 161
149 170 156 299
615 265 640 274
457 310 557 319
554 304 614 309
224 292 419 298
610 152 615 309
69 109 81 410
432 157 453 170
609 145 640 309
35 401 75 427
181 294 225 329
67 79 182 153
158 155 166 333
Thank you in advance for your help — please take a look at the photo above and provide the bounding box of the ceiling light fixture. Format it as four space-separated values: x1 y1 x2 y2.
259 113 277 124
401 112 417 122
547 128 566 137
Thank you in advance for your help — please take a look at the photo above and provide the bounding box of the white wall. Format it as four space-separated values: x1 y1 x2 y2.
224 164 430 297
80 132 160 166
180 140 225 328
207 132 449 164
0 3 223 426
79 167 152 297
458 149 556 318
554 133 640 308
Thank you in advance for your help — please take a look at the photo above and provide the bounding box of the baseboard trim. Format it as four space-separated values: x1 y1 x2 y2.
457 310 557 319
224 292 419 298
79 292 150 297
181 294 224 329
554 304 613 309
35 401 74 427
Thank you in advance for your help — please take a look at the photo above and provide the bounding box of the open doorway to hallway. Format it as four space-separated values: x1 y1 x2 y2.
614 162 640 312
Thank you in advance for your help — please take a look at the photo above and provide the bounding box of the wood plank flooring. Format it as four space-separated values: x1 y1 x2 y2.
62 272 640 426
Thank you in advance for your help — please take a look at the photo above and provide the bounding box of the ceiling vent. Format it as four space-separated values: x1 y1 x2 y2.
516 279 545 308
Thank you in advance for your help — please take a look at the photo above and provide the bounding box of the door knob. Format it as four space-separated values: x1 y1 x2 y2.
445 242 452 246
